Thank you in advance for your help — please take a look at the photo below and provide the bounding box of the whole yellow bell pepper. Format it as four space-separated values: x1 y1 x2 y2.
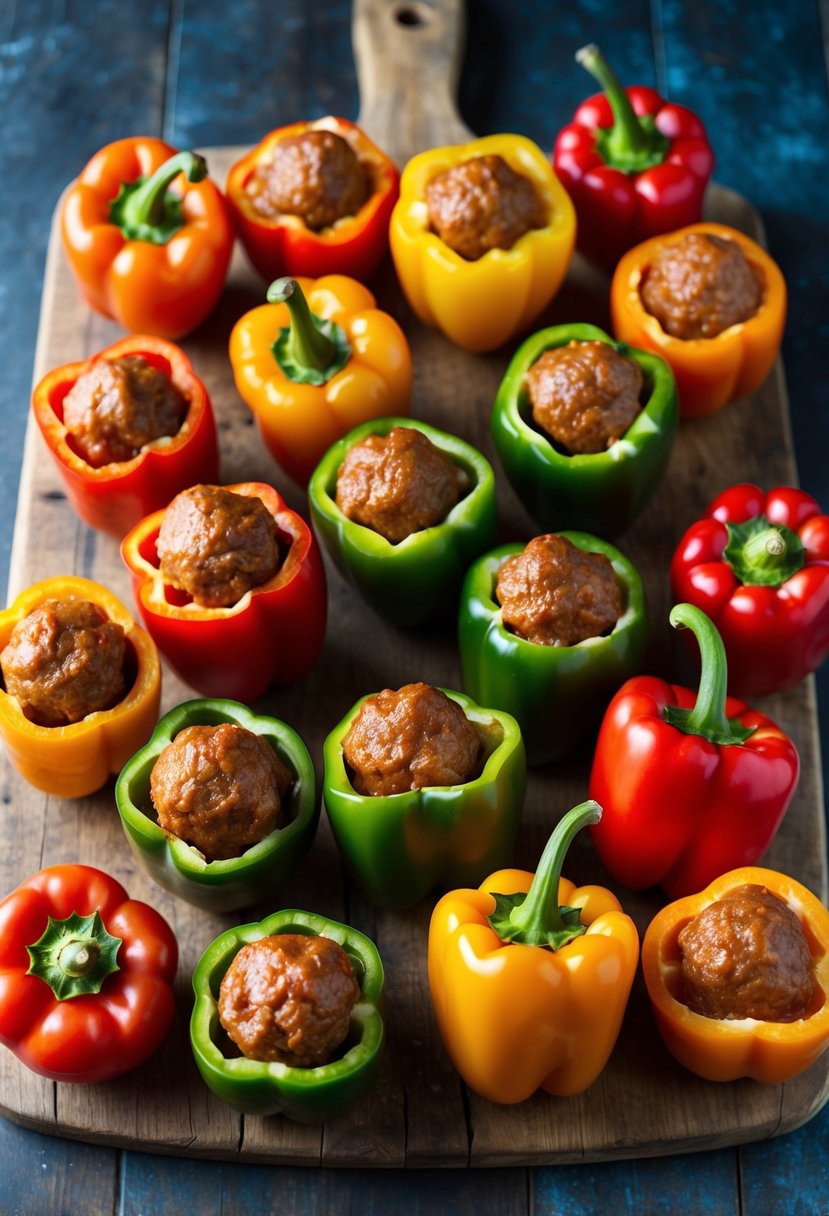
390 134 576 352
428 801 639 1103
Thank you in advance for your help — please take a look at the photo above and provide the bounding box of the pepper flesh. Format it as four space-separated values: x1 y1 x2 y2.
642 866 829 1083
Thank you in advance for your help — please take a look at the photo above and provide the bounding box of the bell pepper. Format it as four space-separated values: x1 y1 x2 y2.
553 44 714 268
428 800 639 1102
0 864 177 1083
32 335 219 538
610 222 786 417
61 137 233 339
458 532 647 765
322 688 526 911
670 483 829 699
490 322 678 538
229 275 412 485
642 866 829 1083
226 116 399 284
120 481 326 702
308 416 497 626
389 134 576 352
190 908 384 1121
589 603 800 899
115 698 318 913
0 576 161 798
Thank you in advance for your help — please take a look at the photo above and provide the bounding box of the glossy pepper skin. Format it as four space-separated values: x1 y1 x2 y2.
0 864 177 1083
115 699 318 913
670 483 829 698
323 689 526 911
429 801 639 1103
229 275 412 485
61 137 233 339
226 116 399 283
0 576 161 798
459 533 647 765
190 908 384 1121
32 336 219 538
589 604 800 899
490 323 677 538
610 222 786 417
120 482 326 702
390 134 576 352
642 866 829 1083
308 416 498 626
554 44 714 268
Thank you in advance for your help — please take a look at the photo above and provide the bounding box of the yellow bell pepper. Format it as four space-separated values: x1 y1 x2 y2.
390 134 576 352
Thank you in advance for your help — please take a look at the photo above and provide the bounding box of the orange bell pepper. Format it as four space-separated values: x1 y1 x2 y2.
229 275 412 485
0 577 161 798
642 866 829 1083
610 222 786 417
428 801 639 1103
390 134 576 352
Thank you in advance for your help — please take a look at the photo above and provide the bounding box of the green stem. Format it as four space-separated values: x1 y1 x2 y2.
723 516 805 588
118 151 206 232
26 911 121 1001
268 278 336 371
575 44 669 173
665 604 755 746
58 939 101 978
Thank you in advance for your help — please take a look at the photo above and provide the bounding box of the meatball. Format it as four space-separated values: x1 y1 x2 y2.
526 341 643 454
426 154 547 261
150 723 293 862
496 534 621 647
62 356 187 468
342 682 482 797
245 129 370 230
678 884 815 1023
640 233 764 340
218 933 360 1067
0 598 126 727
156 485 281 609
335 426 468 543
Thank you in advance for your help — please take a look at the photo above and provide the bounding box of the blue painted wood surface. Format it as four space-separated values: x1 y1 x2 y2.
0 0 827 1211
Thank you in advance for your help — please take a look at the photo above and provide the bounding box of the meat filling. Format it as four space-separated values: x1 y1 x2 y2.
426 154 547 261
526 341 643 454
245 129 370 230
640 233 764 340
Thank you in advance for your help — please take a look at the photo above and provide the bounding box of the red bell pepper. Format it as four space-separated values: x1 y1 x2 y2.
0 864 177 1083
670 483 829 698
553 45 714 268
226 117 399 283
32 336 219 538
121 482 326 701
589 603 799 899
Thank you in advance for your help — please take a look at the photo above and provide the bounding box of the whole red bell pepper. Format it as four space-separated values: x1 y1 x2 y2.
670 483 829 698
553 44 714 268
589 604 799 899
0 864 177 1084
32 336 219 538
121 482 326 701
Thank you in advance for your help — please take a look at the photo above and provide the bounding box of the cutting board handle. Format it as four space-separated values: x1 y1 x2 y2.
354 0 474 165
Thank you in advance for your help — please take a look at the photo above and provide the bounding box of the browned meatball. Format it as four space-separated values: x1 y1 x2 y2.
640 233 764 340
218 933 360 1067
245 129 369 230
678 884 815 1022
426 154 547 261
343 682 482 797
335 426 468 543
496 534 621 647
62 356 187 468
526 341 643 454
156 485 281 609
0 598 126 727
149 723 293 862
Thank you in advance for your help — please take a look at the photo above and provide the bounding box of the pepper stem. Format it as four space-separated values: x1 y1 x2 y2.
109 151 207 245
665 604 755 746
575 44 669 173
268 278 352 386
723 516 805 588
26 911 121 1001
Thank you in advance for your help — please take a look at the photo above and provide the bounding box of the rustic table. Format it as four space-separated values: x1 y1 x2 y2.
1 1 828 1212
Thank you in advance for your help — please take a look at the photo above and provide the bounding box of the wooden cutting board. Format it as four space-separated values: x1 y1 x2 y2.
1 0 826 1167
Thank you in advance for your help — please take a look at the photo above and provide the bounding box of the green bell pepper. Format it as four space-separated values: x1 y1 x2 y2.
190 908 384 1122
323 688 526 910
490 323 677 538
115 698 318 913
308 416 497 626
459 533 647 765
